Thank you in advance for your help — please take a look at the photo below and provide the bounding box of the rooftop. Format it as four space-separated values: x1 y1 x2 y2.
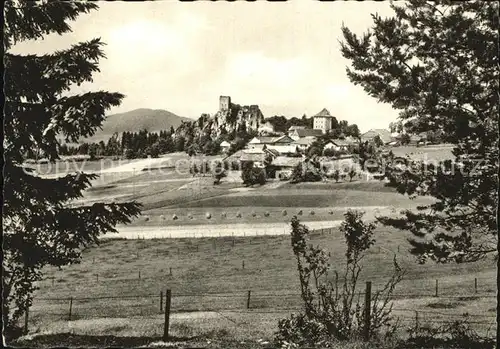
250 135 295 144
293 129 323 138
293 137 317 146
288 125 307 131
313 108 334 118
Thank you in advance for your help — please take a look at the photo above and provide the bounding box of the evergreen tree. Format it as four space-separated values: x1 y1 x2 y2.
3 2 141 338
106 132 121 156
175 135 186 152
341 0 499 339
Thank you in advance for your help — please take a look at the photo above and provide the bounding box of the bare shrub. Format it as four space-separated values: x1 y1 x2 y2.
205 212 211 219
282 210 288 216
297 210 303 216
221 212 227 218
264 211 270 217
275 211 405 346
187 214 193 220
172 214 178 220
144 216 149 222
236 212 242 218
310 210 315 215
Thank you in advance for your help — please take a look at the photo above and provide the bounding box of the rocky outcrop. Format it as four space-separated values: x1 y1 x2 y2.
175 99 265 140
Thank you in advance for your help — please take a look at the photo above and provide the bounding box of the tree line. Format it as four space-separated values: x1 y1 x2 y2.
57 128 184 159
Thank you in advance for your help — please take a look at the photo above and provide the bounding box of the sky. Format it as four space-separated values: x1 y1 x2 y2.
11 0 401 132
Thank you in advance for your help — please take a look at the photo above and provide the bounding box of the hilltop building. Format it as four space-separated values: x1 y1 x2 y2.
313 108 335 134
219 96 231 110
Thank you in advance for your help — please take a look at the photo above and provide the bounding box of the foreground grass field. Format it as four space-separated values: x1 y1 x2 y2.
20 144 493 347
29 223 496 344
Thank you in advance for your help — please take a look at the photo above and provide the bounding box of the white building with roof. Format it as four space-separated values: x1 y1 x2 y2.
220 140 231 153
247 135 296 154
313 108 335 134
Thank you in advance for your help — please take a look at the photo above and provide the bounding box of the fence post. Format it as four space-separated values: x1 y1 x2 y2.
474 278 477 294
24 304 29 335
247 290 251 309
169 267 172 276
163 289 172 341
139 271 141 280
242 261 245 270
96 274 99 282
435 279 439 297
364 281 372 342
52 278 55 286
160 291 163 311
415 311 419 330
68 296 73 321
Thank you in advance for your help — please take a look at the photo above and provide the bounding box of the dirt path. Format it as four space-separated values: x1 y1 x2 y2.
103 220 345 239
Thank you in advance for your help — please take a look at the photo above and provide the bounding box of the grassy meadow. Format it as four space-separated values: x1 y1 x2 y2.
28 225 496 342
20 143 493 347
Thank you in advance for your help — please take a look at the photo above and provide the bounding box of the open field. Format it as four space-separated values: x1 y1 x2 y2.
176 189 432 209
29 226 496 342
81 175 433 232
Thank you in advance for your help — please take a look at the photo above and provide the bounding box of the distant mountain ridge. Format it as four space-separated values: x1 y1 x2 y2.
85 108 192 143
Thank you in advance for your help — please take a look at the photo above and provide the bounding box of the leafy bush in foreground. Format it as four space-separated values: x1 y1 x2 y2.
275 211 404 347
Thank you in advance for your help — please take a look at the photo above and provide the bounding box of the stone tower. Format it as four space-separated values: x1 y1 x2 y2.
219 96 231 111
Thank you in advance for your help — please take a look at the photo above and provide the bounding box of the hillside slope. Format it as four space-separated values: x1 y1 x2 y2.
85 108 192 143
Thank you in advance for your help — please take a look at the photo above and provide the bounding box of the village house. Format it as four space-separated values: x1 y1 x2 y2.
220 140 231 153
361 129 393 144
289 128 323 141
287 125 306 137
223 148 279 169
293 137 316 152
247 135 296 154
324 139 351 152
271 156 304 180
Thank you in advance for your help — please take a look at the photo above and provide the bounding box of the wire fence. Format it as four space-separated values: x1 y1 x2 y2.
26 228 497 339
26 287 497 338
